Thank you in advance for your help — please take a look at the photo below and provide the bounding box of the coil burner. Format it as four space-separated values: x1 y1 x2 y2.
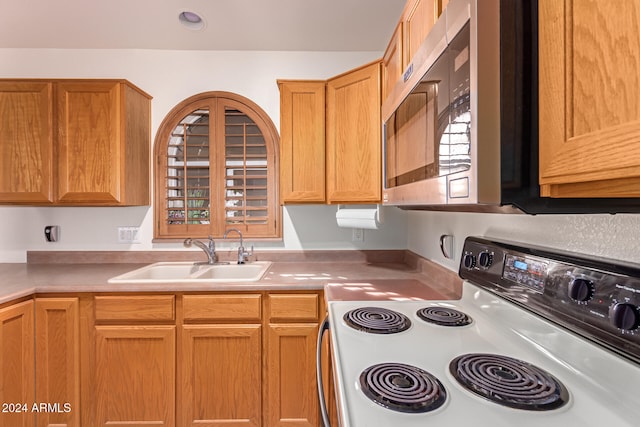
417 307 473 327
449 353 569 411
360 362 447 413
343 307 411 334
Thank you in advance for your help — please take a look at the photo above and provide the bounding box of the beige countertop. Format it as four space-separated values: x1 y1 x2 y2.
0 250 462 305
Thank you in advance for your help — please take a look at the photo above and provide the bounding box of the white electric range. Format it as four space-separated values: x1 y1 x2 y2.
319 236 640 426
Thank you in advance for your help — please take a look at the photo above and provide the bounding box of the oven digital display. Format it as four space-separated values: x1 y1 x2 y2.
513 260 528 271
502 255 548 293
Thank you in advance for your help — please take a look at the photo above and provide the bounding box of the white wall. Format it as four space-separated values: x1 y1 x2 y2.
408 211 640 272
0 48 408 262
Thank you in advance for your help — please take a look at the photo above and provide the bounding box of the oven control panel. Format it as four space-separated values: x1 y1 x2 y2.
460 236 640 364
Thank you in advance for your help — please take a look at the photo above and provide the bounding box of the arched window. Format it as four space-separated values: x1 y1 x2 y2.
153 92 280 239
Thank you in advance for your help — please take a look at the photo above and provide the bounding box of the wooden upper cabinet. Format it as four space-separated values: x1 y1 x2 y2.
539 1 640 197
0 81 54 204
382 0 446 106
278 80 326 203
0 79 151 206
326 61 382 203
56 81 151 205
382 21 404 102
402 0 439 70
438 0 449 15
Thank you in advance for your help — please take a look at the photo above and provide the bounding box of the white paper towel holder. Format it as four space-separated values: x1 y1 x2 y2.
336 204 383 227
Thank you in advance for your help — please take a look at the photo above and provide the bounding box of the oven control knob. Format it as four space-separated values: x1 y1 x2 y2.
567 278 594 302
609 303 640 331
478 251 493 269
462 253 477 269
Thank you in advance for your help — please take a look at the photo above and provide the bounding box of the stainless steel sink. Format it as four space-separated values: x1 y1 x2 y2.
108 261 272 283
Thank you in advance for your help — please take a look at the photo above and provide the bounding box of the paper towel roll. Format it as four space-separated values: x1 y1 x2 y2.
336 208 380 230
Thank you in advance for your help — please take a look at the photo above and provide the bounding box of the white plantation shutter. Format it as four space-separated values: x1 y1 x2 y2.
224 108 269 226
155 92 279 239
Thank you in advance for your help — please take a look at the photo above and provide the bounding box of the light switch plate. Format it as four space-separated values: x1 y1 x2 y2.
118 226 141 244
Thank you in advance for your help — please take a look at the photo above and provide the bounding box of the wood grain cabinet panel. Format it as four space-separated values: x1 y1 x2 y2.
326 61 382 203
180 324 262 427
268 294 319 322
0 79 151 206
35 298 80 427
94 325 176 427
0 300 35 427
382 21 404 103
266 324 318 427
0 81 54 203
539 0 640 197
183 294 261 322
402 0 439 70
56 80 151 205
94 295 175 322
265 291 323 427
278 80 326 203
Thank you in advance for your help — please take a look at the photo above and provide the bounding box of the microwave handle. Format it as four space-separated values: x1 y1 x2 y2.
316 316 332 427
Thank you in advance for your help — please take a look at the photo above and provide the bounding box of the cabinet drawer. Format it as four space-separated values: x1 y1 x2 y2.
268 294 319 322
183 294 262 322
94 295 175 322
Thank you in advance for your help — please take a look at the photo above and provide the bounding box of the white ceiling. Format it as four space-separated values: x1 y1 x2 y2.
0 0 406 52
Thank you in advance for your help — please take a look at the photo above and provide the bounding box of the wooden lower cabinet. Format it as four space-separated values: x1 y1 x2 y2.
266 293 322 427
180 325 262 426
94 326 176 427
35 297 80 427
266 324 319 427
73 291 326 427
81 295 177 427
0 300 35 427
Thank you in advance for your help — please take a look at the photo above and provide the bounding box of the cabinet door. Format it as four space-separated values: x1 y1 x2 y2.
326 62 382 203
35 298 80 427
0 81 54 203
278 80 326 203
382 22 403 102
539 1 640 197
94 326 175 427
181 324 262 427
402 0 438 69
266 324 318 427
56 81 123 204
0 300 35 427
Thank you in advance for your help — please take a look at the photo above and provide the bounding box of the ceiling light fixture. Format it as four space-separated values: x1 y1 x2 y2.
179 11 206 31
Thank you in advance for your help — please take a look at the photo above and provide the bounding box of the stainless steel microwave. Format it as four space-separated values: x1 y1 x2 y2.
381 0 640 214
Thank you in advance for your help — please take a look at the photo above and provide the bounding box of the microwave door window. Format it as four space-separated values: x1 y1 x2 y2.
441 22 471 176
384 84 441 188
396 85 438 186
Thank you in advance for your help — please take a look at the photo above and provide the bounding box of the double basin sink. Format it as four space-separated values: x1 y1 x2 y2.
108 261 272 283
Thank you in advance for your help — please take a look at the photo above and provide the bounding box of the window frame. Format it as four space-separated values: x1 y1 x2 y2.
153 91 281 240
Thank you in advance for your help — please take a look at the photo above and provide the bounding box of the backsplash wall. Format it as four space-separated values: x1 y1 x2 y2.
0 48 408 262
408 210 640 271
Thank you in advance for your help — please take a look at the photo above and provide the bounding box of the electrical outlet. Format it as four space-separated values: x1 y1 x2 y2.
352 228 364 242
117 226 141 244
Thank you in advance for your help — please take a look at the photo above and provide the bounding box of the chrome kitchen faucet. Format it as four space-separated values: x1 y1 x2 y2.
223 228 253 264
183 235 219 265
